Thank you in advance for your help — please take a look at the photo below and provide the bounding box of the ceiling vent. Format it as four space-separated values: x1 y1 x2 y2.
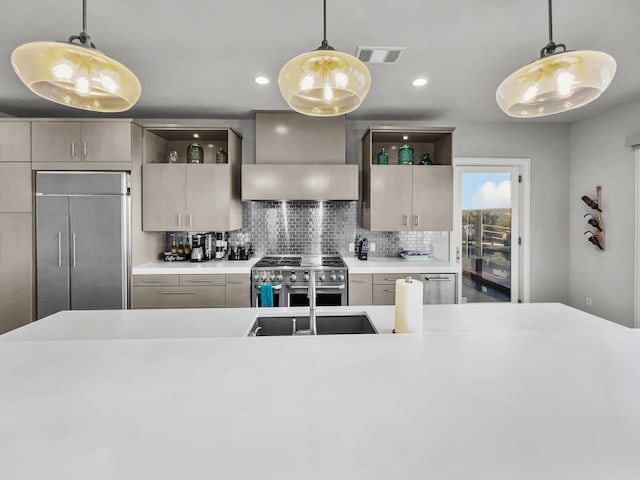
356 47 405 64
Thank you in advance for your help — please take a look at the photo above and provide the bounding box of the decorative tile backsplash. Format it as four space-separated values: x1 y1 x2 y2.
227 201 445 257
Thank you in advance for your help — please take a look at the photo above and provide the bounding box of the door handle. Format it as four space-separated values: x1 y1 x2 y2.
403 215 408 226
72 233 77 268
188 213 193 228
316 284 346 290
184 279 214 283
423 277 452 282
383 289 396 293
351 280 369 284
227 281 246 285
57 232 62 268
177 213 182 228
159 291 196 295
71 142 76 157
414 214 419 226
255 284 282 290
83 141 87 158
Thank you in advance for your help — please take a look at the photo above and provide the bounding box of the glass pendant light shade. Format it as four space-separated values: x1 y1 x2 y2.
278 0 371 117
496 0 615 118
279 48 371 117
11 41 141 113
496 50 616 118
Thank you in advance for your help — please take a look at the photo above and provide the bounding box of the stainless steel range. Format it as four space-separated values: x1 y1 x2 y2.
251 255 348 307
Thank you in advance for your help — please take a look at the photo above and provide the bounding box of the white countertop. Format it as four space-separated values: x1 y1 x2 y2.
1 304 638 480
132 258 259 275
344 255 460 274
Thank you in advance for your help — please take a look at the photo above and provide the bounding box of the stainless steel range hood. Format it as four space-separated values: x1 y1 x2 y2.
242 112 358 201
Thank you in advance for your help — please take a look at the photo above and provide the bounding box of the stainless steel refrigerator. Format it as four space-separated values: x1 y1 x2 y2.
35 172 130 319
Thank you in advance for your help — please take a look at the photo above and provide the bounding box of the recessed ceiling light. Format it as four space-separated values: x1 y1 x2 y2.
402 135 409 140
193 133 199 138
412 77 428 87
207 144 215 148
254 75 270 85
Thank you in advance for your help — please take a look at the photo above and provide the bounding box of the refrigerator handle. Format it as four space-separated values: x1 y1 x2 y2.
57 232 62 268
72 233 77 268
71 142 76 157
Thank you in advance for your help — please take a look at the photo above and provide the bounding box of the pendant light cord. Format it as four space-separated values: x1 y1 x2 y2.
317 0 334 51
540 0 565 57
69 0 96 49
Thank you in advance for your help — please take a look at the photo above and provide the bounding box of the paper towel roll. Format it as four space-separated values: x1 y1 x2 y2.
394 276 423 333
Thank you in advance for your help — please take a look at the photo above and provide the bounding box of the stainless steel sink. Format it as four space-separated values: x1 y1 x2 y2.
248 314 378 336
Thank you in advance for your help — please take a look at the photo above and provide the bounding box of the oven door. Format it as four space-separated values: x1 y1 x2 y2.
253 283 284 307
286 283 347 307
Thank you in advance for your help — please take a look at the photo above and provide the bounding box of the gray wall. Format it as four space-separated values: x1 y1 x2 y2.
568 100 640 327
349 120 571 304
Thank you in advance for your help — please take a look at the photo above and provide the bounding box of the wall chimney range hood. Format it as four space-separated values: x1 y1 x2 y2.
241 112 358 201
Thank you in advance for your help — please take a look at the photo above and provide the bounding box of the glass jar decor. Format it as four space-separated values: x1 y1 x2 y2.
187 143 204 164
216 147 228 164
376 147 389 165
421 153 433 165
398 144 414 165
167 150 179 163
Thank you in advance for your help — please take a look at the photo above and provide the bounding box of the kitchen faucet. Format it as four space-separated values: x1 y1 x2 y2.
293 270 317 335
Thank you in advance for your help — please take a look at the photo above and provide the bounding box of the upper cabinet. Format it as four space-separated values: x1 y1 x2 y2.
0 121 31 162
362 127 454 231
141 127 242 232
31 120 140 170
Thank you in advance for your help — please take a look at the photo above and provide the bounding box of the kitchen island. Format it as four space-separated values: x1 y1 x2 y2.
1 304 639 479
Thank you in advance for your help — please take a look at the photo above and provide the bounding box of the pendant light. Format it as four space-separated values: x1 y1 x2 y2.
11 0 141 113
278 0 371 117
496 0 616 118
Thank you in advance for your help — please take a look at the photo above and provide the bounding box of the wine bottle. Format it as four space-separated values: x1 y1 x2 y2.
581 195 602 212
584 214 603 231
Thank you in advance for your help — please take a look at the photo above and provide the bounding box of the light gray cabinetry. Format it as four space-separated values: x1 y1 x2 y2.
362 127 454 232
0 213 32 333
142 164 186 231
0 162 32 213
225 274 250 307
348 274 373 306
133 274 226 309
0 122 31 162
143 164 241 231
31 120 136 170
371 273 406 305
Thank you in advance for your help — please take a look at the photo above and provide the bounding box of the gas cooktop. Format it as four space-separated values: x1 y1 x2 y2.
253 255 346 270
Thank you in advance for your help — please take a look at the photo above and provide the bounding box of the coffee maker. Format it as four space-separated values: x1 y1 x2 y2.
190 234 205 262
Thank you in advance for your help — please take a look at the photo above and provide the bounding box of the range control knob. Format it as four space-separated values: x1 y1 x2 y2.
270 272 276 281
253 273 260 281
290 273 297 282
330 272 337 281
276 273 284 281
318 272 326 282
303 273 310 282
337 273 345 281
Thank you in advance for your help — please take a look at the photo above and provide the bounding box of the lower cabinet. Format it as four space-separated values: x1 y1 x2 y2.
225 274 250 308
132 273 249 308
0 213 33 333
372 274 407 305
348 274 372 306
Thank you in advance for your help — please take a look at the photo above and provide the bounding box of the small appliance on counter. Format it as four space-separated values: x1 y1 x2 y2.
358 238 369 260
190 234 205 262
228 245 253 260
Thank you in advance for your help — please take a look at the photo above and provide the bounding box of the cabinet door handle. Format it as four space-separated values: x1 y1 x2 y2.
227 281 246 285
72 233 77 268
383 278 400 282
414 214 419 226
159 291 196 295
71 142 76 157
57 232 62 268
383 289 396 293
141 280 169 284
351 280 370 284
188 213 193 228
424 277 452 282
83 141 87 158
403 215 408 226
177 213 182 228
184 279 214 283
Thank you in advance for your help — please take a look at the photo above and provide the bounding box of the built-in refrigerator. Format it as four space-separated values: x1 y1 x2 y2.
35 172 130 319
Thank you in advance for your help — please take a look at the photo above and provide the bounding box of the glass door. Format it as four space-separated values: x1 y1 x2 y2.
454 166 520 303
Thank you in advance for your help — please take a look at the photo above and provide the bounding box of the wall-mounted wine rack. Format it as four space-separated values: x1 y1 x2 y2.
582 186 604 251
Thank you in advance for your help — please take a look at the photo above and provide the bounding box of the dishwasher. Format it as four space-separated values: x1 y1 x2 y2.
420 274 457 304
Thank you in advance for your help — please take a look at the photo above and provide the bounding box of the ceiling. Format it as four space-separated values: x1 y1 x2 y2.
2 0 639 123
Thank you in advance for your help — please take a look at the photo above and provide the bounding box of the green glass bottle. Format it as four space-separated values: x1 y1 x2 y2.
376 148 389 164
187 143 203 164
